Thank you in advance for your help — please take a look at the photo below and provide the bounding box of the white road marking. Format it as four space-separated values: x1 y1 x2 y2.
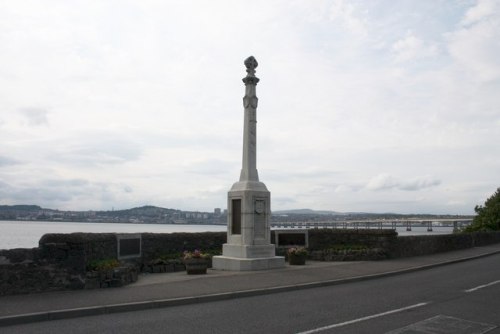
465 279 500 293
295 302 429 334
386 315 497 334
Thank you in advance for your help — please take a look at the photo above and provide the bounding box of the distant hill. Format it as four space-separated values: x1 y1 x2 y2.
0 205 183 215
98 205 180 218
0 204 218 223
1 204 472 220
0 205 43 212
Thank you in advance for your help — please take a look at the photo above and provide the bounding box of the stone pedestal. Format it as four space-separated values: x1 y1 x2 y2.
212 255 285 271
213 56 284 271
213 181 285 271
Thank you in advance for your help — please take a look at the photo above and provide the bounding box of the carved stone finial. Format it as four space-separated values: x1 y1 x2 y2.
244 56 258 73
242 56 260 85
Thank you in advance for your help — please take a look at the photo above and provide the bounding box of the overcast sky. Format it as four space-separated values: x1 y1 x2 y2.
1 0 499 214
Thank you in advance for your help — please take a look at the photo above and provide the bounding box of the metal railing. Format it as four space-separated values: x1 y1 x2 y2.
270 219 472 233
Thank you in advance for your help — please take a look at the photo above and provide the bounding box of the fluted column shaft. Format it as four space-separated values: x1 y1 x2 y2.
240 79 259 182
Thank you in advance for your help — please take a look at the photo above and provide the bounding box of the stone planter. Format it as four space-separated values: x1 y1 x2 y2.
184 258 208 275
288 254 306 265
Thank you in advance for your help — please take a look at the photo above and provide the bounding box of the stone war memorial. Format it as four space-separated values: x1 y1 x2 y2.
212 56 285 271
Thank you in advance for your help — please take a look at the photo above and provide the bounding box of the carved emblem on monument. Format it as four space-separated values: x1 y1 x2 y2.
255 200 265 214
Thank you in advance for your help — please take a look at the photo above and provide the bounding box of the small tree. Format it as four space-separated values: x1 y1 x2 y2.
465 188 500 232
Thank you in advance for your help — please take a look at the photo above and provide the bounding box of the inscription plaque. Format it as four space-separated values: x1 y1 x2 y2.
248 248 272 258
117 234 142 259
231 199 242 235
275 230 308 248
254 199 266 239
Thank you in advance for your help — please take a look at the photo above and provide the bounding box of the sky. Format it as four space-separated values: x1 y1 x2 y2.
0 0 499 215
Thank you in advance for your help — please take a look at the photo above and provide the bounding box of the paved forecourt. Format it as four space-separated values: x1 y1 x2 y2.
1 244 500 327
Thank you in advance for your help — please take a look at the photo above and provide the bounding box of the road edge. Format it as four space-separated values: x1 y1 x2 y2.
2 248 500 327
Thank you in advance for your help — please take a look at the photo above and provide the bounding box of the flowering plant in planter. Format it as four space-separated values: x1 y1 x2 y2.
183 250 210 274
183 249 211 260
287 246 308 265
287 246 308 256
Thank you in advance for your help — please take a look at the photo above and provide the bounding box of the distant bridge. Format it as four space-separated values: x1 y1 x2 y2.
270 219 473 232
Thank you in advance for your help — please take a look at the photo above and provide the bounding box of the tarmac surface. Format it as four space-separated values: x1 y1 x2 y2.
2 244 500 327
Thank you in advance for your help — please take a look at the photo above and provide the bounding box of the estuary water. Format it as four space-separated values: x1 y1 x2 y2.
0 220 227 249
0 220 453 250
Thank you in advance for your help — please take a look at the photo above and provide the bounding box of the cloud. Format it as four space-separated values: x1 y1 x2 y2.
398 178 442 191
186 159 237 176
273 196 298 208
0 181 73 204
334 184 362 193
366 174 398 191
366 174 441 192
447 0 500 82
0 178 135 209
50 133 144 166
392 32 438 62
0 1 498 214
328 0 367 36
0 156 19 167
18 107 49 126
461 0 499 26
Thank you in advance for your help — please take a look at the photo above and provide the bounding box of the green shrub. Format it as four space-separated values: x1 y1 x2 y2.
87 259 120 271
328 244 368 251
465 188 500 232
158 252 184 261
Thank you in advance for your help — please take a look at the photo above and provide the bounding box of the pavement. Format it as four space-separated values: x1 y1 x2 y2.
2 244 500 327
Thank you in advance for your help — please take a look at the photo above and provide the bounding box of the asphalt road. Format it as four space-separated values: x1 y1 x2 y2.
5 253 500 334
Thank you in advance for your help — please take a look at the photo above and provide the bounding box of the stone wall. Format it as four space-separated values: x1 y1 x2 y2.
0 232 227 296
393 231 500 258
287 229 500 261
0 246 83 295
305 229 398 261
38 233 117 273
307 229 398 250
2 230 500 295
0 233 130 296
141 232 226 263
140 232 226 272
470 231 500 246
